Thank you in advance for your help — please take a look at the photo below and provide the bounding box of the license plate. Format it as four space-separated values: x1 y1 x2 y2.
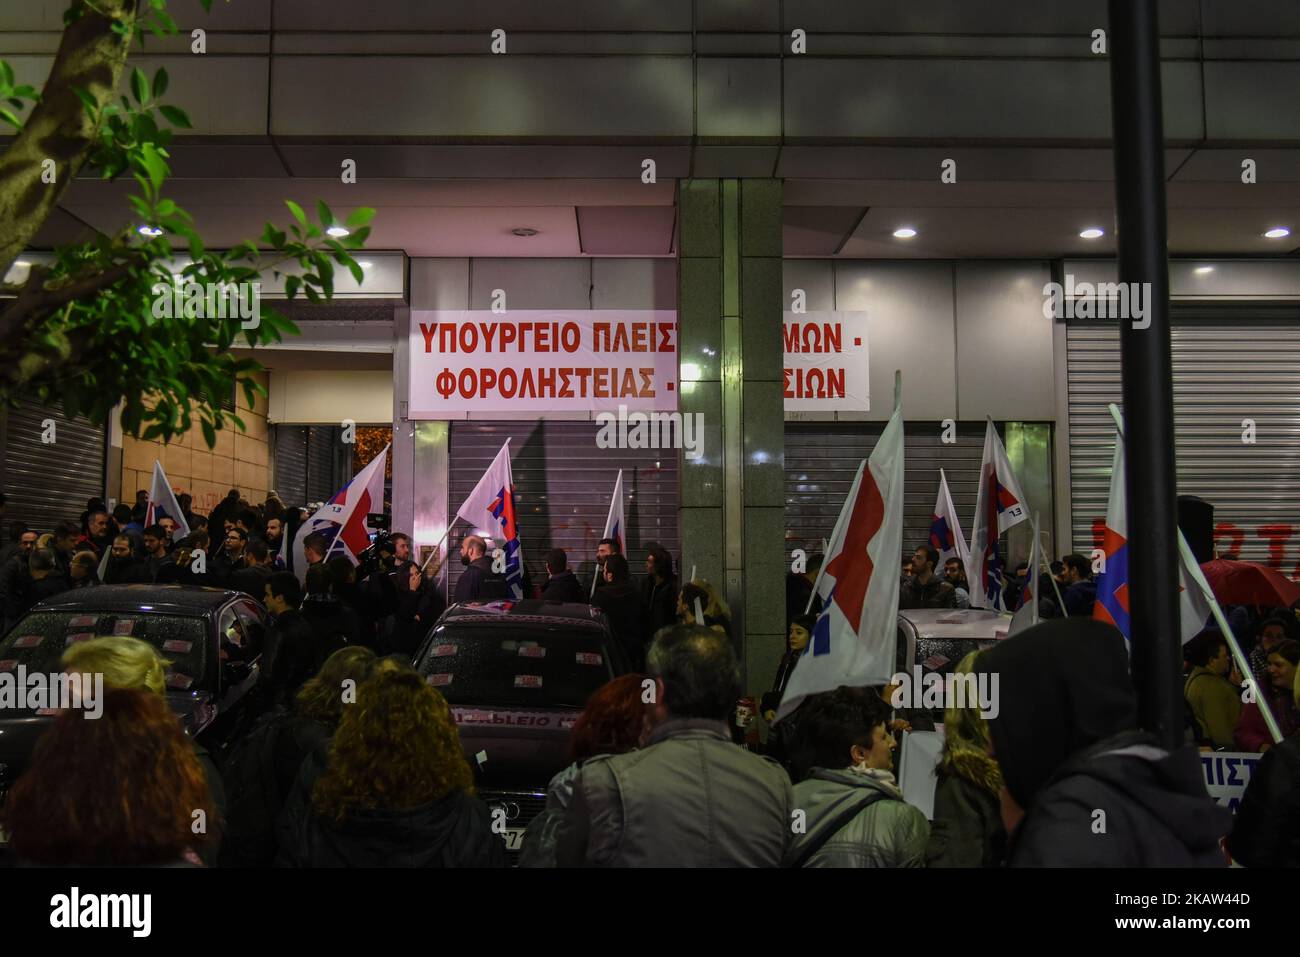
501 828 525 851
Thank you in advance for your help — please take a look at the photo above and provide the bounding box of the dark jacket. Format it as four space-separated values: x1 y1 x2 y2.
592 581 650 668
973 618 1230 868
899 574 957 610
229 563 274 602
541 570 584 603
1062 578 1098 617
925 748 1006 868
262 609 321 709
385 580 445 656
760 648 802 718
1227 733 1300 867
101 555 152 585
20 574 68 613
1 554 29 627
452 556 509 603
296 599 355 671
642 574 678 636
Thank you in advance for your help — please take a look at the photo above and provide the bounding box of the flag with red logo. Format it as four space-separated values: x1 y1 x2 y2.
456 439 525 599
928 468 969 568
966 420 1029 610
776 401 905 723
286 445 389 582
1093 417 1210 644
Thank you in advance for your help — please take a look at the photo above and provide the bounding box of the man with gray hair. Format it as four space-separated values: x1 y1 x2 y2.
555 625 794 866
19 548 69 614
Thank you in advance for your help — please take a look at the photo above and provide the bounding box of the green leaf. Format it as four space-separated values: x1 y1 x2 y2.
0 107 20 131
130 67 149 105
285 199 308 229
158 104 192 129
317 200 334 227
344 207 375 229
0 61 13 88
152 67 169 99
71 86 98 117
200 419 216 448
346 259 364 284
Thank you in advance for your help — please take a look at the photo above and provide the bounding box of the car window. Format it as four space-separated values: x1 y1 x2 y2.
414 620 616 708
0 611 208 689
232 601 266 660
217 606 252 665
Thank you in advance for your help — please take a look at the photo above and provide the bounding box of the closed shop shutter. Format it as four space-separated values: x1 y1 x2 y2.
1 398 105 533
784 421 990 562
306 426 341 504
272 425 309 506
448 421 680 595
1066 317 1300 571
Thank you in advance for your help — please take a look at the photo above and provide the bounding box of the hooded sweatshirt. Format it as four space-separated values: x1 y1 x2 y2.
973 617 1231 867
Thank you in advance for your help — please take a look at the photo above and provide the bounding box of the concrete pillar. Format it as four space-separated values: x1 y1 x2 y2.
677 179 785 693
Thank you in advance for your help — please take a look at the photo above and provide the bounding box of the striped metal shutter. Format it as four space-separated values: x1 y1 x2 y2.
1066 317 1300 571
306 426 341 504
784 422 988 560
447 421 680 596
1 398 105 533
272 426 309 506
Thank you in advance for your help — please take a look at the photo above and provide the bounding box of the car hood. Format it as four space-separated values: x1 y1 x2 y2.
450 705 578 790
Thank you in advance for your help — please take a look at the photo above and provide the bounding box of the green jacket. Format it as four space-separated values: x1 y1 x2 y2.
925 748 1005 867
1184 666 1242 750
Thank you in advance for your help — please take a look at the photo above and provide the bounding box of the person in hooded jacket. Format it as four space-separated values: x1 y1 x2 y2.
925 651 1006 867
784 686 929 868
971 617 1231 867
1227 665 1300 867
518 673 651 867
277 668 505 867
540 548 584 602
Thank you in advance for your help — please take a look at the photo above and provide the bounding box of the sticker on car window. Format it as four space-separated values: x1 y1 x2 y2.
514 675 543 689
65 633 94 645
113 620 135 636
427 673 453 687
575 652 603 666
12 635 43 650
67 616 96 628
924 653 951 671
166 673 194 690
162 640 193 654
0 659 18 672
430 644 457 657
518 644 546 659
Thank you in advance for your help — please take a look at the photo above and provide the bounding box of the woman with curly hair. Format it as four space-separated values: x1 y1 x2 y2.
924 651 1006 867
278 669 504 867
519 673 652 868
2 688 215 866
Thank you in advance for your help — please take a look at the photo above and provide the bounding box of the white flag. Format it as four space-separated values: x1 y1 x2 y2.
966 421 1029 610
928 468 970 567
455 440 524 599
146 460 191 539
287 445 389 583
777 402 905 722
592 469 626 597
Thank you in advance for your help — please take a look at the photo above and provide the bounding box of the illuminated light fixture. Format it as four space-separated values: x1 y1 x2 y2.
892 227 917 239
1263 226 1291 239
1194 265 1214 275
680 362 702 382
14 259 30 267
326 225 350 238
358 261 373 269
137 225 164 237
511 227 539 237
1079 227 1105 240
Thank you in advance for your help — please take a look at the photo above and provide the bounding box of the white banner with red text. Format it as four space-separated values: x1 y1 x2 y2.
783 311 870 412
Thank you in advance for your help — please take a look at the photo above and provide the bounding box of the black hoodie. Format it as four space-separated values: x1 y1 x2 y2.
974 618 1231 867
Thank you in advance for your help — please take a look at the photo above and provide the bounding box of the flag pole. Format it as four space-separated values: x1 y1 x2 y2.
419 524 454 574
1107 403 1282 745
1030 512 1041 626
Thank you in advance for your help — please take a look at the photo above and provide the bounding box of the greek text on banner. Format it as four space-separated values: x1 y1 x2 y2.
783 311 869 412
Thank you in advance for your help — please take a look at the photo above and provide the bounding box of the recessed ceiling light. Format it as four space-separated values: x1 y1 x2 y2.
1194 265 1214 275
358 260 373 269
512 227 540 237
1264 226 1291 239
326 225 350 238
892 227 917 239
137 225 163 237
1079 227 1105 240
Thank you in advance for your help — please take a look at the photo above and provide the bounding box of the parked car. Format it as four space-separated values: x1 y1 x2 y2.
0 584 267 814
411 599 632 862
895 607 1011 718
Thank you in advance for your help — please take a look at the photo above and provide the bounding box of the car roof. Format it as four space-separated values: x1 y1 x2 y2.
897 607 1012 641
29 584 242 616
439 600 606 626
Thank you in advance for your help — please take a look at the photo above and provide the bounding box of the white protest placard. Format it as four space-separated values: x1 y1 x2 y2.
1200 751 1261 813
897 728 946 820
409 310 678 417
783 310 869 412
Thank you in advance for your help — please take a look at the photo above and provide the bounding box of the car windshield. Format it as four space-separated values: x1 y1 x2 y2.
414 619 616 708
0 611 208 689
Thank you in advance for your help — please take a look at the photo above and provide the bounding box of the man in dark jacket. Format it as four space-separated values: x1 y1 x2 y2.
230 538 275 600
452 534 508 603
1060 553 1098 617
101 536 152 585
899 545 957 610
592 554 650 669
0 530 37 630
261 572 320 708
20 548 68 612
972 617 1231 867
641 543 678 636
541 548 584 602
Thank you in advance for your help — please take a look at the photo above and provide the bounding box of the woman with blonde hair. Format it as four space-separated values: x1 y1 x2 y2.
924 651 1006 867
279 669 504 867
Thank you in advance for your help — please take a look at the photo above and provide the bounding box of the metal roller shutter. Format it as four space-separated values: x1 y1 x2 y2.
784 421 988 561
306 426 341 504
1066 318 1300 572
272 426 309 506
447 421 680 596
1 398 105 533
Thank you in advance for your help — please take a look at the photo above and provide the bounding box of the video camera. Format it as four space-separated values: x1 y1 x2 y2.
355 513 397 577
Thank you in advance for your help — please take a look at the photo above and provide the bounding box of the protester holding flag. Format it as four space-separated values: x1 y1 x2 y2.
592 471 626 597
453 440 525 600
145 461 191 541
453 534 509 603
966 421 1029 610
285 446 390 583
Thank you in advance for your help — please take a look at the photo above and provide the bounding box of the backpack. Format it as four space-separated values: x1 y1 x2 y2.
216 709 308 867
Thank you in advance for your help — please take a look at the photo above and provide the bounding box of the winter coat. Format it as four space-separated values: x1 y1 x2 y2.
101 556 152 585
592 581 650 669
899 575 957 610
1062 579 1097 617
925 748 1006 868
228 563 274 601
453 556 509 603
1234 693 1300 753
1227 733 1300 867
541 570 584 603
1184 666 1243 750
554 718 794 867
642 574 678 636
517 762 581 868
786 767 929 868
